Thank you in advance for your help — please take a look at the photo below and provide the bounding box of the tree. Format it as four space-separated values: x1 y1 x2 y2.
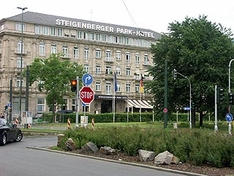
148 15 234 127
25 54 83 122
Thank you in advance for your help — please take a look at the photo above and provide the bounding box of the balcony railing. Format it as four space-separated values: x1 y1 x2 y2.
60 54 71 59
14 49 27 55
104 57 114 62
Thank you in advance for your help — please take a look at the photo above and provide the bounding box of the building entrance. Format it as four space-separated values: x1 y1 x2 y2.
101 100 112 113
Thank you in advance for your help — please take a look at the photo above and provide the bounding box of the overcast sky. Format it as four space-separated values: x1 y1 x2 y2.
1 0 234 34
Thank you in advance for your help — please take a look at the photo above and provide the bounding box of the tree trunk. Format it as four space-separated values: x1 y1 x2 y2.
199 111 203 127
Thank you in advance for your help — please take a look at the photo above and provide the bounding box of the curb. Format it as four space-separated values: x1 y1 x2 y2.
26 146 206 176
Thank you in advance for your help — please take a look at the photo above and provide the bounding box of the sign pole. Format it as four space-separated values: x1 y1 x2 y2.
76 76 79 128
214 85 218 132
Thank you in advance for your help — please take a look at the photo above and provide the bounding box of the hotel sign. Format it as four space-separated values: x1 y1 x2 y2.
55 19 154 38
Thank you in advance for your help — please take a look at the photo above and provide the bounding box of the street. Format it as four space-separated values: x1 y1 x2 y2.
0 135 189 176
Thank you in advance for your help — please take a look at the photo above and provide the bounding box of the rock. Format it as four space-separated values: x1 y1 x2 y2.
138 149 156 162
57 134 65 147
65 138 76 151
81 142 98 154
100 146 117 155
154 151 180 165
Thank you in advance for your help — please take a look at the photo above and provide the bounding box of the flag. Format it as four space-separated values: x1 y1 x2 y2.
114 72 118 92
139 74 144 93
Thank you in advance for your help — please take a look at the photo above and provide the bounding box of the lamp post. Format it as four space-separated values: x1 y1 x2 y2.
17 7 27 122
174 69 192 128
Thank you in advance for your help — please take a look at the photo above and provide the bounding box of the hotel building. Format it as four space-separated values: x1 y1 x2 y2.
0 11 161 119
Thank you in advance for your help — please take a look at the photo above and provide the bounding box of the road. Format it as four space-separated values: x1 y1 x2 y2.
0 135 190 176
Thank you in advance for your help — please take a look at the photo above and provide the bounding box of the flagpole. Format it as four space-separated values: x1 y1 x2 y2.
140 91 142 122
112 72 117 123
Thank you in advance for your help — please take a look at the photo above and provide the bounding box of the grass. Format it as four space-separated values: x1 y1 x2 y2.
21 120 234 135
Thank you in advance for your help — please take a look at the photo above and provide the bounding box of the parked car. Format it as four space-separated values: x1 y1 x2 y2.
0 119 23 146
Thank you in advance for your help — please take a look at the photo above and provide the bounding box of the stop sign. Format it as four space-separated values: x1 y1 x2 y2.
79 86 94 104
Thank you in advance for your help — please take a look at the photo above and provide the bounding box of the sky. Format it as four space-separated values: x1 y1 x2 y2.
1 0 234 34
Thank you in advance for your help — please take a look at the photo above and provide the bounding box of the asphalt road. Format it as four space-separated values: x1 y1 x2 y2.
0 135 191 176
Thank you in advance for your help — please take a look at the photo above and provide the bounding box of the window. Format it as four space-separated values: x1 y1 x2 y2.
116 51 121 60
126 52 131 63
96 81 101 91
62 46 68 57
135 54 140 64
126 83 131 93
17 41 24 53
105 50 111 61
39 43 45 56
51 44 57 54
106 82 111 95
96 34 101 41
62 99 68 110
144 54 149 65
84 48 89 59
116 66 121 75
95 65 101 74
77 31 82 39
74 46 79 58
37 98 45 112
35 25 42 34
106 66 111 74
119 37 123 44
135 73 140 80
50 27 56 36
17 57 24 69
43 26 49 35
96 49 101 58
101 34 107 42
16 76 23 88
16 23 25 32
72 99 76 111
84 64 89 73
57 28 63 37
126 67 131 76
90 33 95 40
135 84 140 92
124 37 129 45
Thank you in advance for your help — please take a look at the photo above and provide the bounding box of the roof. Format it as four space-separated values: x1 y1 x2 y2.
1 11 161 40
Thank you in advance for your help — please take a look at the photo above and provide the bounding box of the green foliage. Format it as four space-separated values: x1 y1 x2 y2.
149 15 234 118
59 127 234 168
24 53 83 122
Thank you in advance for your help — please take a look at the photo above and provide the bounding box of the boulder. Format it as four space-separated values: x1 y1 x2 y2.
154 151 180 165
138 149 156 162
81 142 98 154
65 138 76 151
100 146 117 155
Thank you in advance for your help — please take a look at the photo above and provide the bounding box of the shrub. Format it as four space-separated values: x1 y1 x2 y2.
58 126 234 168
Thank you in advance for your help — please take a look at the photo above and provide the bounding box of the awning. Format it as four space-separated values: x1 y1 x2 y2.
126 99 153 109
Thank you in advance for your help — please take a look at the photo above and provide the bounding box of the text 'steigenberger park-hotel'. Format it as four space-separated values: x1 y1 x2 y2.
0 11 161 119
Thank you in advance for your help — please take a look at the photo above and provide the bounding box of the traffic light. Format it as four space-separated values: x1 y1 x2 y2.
218 88 224 102
70 79 77 92
229 93 234 105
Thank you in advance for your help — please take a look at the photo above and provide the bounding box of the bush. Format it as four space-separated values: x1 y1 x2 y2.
58 126 234 168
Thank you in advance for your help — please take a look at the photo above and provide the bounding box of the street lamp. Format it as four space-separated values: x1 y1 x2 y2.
174 69 192 128
228 59 234 94
17 7 27 122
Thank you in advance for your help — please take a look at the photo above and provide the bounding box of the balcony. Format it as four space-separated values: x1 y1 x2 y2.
104 57 114 63
142 62 150 66
14 49 27 55
60 54 71 59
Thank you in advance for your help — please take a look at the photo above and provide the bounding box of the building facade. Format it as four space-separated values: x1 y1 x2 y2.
0 11 161 119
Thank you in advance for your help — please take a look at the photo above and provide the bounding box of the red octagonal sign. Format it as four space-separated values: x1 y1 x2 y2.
79 86 94 104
